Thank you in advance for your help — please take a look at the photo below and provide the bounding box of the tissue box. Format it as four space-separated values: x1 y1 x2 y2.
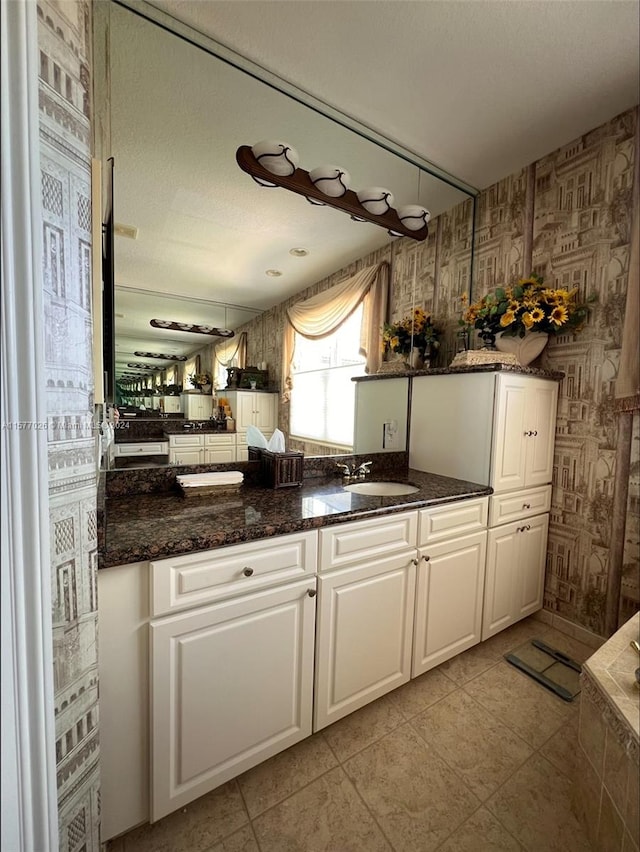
251 448 304 488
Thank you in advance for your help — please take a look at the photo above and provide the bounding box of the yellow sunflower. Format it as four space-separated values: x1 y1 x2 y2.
530 307 545 323
500 310 516 327
522 312 535 329
550 305 569 326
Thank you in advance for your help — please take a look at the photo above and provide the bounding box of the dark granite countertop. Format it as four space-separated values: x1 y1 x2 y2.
353 364 564 382
114 422 235 442
101 469 492 568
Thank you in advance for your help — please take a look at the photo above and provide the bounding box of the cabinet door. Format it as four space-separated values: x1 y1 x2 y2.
482 514 548 640
151 579 316 821
203 446 235 464
255 393 277 435
314 552 416 731
482 521 520 640
183 394 213 420
234 393 255 435
516 513 548 620
163 397 182 413
491 375 528 493
413 531 487 676
524 380 557 487
169 447 202 466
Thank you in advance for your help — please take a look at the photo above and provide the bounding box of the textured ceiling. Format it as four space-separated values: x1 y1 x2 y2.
150 0 640 188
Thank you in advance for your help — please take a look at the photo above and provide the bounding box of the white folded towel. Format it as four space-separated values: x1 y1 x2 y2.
177 471 244 487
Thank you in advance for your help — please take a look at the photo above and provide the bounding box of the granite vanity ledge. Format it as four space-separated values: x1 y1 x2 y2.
99 466 491 569
352 363 565 382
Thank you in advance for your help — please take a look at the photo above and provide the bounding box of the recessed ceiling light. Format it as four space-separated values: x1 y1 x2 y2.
265 269 282 277
289 247 309 257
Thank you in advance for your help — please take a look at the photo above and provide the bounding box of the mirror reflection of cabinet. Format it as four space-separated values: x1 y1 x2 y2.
226 390 278 460
159 396 181 414
182 394 213 421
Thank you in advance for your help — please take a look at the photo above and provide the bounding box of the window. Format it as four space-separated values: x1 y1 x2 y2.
290 304 365 447
39 51 48 83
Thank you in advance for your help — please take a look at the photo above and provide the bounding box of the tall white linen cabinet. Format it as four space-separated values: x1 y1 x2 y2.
409 370 558 639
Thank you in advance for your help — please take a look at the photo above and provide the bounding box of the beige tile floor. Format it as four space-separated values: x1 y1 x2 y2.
107 617 601 852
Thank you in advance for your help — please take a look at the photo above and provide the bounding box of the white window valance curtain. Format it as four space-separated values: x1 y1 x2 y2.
183 355 198 389
282 262 389 401
213 332 247 389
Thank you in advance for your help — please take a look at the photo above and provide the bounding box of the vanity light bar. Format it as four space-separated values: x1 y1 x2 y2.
150 319 235 338
127 363 163 370
134 351 188 361
236 145 429 242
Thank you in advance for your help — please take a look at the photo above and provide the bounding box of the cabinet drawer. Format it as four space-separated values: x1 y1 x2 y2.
150 530 318 616
114 441 168 456
319 511 417 573
489 486 551 527
204 433 235 447
418 497 488 546
168 434 204 448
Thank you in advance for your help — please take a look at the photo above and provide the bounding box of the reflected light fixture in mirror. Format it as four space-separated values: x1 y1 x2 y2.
133 351 187 361
149 319 235 337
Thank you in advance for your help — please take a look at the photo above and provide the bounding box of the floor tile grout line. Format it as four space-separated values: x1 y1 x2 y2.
458 660 573 744
387 678 464 723
428 799 525 852
320 702 409 766
481 745 585 852
337 759 398 852
406 685 536 793
244 761 338 822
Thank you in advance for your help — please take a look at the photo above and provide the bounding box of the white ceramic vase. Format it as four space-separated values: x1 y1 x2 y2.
495 331 549 366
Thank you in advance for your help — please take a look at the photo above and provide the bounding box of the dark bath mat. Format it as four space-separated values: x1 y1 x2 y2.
505 639 582 702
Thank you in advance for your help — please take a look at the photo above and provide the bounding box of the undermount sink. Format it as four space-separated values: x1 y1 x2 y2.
344 481 420 496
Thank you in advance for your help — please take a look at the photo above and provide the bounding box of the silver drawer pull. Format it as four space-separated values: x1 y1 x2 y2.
422 555 430 562
522 503 531 509
307 588 317 598
242 567 254 577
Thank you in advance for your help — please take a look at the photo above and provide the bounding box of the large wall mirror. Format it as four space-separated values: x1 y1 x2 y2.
100 0 477 465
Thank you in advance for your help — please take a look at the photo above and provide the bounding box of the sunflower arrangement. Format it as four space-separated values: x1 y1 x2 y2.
382 307 441 357
188 372 212 389
460 275 593 345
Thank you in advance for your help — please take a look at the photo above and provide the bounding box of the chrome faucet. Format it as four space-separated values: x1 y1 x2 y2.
336 461 372 482
354 461 372 478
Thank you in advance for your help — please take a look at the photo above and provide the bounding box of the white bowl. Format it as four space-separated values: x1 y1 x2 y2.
356 187 395 215
251 140 299 176
308 165 351 198
397 204 431 231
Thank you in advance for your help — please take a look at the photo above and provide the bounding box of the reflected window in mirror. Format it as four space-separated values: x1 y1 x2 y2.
214 333 247 389
290 305 365 448
183 355 198 390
